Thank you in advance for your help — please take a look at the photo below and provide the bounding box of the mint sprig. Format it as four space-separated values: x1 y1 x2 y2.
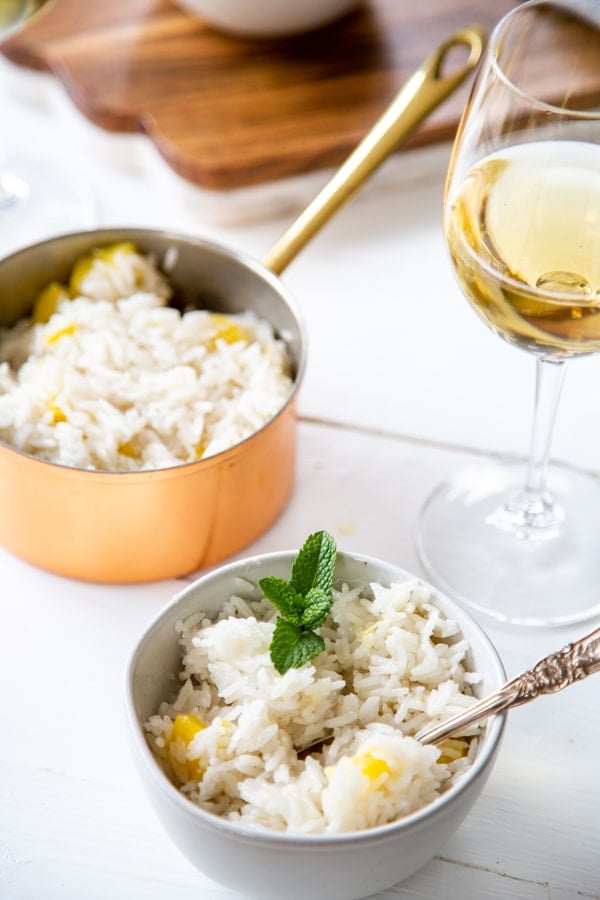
259 530 337 675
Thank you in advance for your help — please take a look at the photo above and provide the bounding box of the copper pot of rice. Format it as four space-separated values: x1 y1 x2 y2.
0 30 483 582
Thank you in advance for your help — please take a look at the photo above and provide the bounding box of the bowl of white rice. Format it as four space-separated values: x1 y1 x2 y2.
125 541 506 899
0 228 305 582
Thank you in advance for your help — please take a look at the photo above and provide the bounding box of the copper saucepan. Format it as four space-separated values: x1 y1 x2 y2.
0 28 484 582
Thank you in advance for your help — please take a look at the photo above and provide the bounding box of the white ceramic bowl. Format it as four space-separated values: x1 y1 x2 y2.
125 550 506 900
173 0 362 39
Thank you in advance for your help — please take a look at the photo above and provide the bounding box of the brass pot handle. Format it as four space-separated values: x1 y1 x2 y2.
262 26 486 276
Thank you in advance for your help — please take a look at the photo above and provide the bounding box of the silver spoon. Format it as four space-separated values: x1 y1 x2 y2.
298 624 600 756
416 623 600 745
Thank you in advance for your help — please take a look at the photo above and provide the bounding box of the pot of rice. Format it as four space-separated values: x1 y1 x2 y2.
0 229 305 582
125 544 506 899
0 32 485 582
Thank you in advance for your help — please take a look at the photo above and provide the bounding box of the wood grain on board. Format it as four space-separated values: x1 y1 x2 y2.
1 0 597 190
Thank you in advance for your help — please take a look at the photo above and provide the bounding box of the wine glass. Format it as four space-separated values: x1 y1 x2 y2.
416 0 600 627
0 0 95 256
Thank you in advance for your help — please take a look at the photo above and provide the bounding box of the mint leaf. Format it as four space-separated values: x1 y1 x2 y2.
264 530 337 675
300 587 331 628
259 576 305 625
270 618 303 674
287 630 325 669
290 530 337 597
271 618 325 674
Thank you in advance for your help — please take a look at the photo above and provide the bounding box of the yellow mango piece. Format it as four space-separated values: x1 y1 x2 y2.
31 282 70 325
171 713 205 744
437 737 469 765
194 441 207 460
356 752 391 781
45 324 76 345
70 241 139 294
69 256 95 295
95 241 138 262
117 442 138 459
167 714 205 784
206 313 249 352
49 405 67 425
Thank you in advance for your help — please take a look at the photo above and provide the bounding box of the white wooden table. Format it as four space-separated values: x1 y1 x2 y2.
0 59 598 900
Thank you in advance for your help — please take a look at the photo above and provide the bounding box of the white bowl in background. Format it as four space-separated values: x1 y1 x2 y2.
172 0 363 39
125 549 506 900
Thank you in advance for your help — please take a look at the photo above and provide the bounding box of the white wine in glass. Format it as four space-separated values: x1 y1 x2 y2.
0 0 95 255
448 140 600 356
417 0 600 627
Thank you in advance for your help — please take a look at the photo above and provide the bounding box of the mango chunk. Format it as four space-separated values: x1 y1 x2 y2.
355 752 391 781
45 324 76 345
437 737 469 765
49 405 67 425
95 241 138 262
32 282 70 325
117 442 138 459
166 714 205 784
171 714 205 743
206 313 249 352
70 241 139 294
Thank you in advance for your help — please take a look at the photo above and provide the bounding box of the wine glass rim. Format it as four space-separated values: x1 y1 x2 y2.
488 0 600 121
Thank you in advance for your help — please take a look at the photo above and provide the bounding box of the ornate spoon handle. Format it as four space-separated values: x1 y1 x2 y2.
416 624 600 746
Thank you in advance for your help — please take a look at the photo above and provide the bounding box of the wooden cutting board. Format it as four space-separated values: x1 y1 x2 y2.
0 0 587 190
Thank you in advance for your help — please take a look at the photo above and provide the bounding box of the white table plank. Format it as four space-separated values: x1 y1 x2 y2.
386 860 551 900
0 763 561 900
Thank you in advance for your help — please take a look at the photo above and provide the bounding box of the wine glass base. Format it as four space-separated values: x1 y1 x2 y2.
416 462 600 628
0 157 97 258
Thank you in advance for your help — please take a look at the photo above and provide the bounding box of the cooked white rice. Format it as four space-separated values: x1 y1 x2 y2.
145 578 482 835
0 244 293 471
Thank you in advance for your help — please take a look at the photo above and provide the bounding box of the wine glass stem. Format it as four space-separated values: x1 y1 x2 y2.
525 357 565 495
496 356 567 540
525 357 566 494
